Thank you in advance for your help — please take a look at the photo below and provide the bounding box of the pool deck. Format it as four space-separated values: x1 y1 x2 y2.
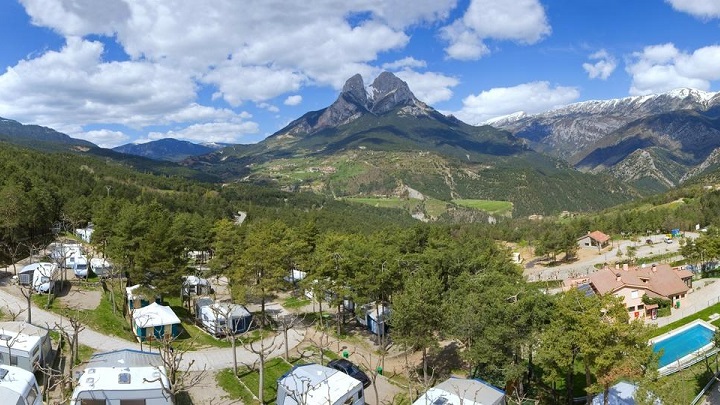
651 319 717 375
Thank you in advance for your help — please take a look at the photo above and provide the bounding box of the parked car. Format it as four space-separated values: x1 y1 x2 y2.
327 359 371 388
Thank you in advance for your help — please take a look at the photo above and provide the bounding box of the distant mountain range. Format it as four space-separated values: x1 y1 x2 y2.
5 76 720 218
488 88 720 190
113 138 228 162
185 72 637 217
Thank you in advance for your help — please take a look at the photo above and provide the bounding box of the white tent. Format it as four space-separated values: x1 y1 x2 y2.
131 302 181 342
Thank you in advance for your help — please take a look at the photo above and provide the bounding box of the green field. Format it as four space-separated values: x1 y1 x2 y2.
345 197 421 210
452 199 513 215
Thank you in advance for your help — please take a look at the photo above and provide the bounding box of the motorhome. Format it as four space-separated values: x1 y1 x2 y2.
0 322 52 373
90 257 113 278
71 349 171 405
0 365 42 405
277 364 365 405
70 254 90 278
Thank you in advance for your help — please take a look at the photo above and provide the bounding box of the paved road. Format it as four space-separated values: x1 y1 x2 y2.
523 233 697 282
0 278 305 372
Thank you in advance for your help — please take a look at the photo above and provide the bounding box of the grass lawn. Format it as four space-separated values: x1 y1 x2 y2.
283 296 311 309
452 199 513 215
33 285 134 341
217 357 301 404
651 352 718 404
345 197 420 210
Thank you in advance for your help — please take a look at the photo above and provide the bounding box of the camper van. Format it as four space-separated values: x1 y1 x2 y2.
90 257 113 278
32 262 57 293
0 365 42 405
71 254 89 278
277 364 365 405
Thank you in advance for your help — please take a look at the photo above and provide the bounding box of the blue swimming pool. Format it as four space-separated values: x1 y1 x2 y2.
653 323 715 368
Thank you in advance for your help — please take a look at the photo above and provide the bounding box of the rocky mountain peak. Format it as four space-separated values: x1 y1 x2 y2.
341 73 368 105
368 71 418 114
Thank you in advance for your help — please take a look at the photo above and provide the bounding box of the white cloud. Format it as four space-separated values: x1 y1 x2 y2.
284 95 302 106
453 81 579 124
582 49 617 80
145 121 260 145
382 57 427 71
394 70 459 104
441 0 551 60
666 0 720 19
257 103 280 113
75 129 130 148
626 43 720 95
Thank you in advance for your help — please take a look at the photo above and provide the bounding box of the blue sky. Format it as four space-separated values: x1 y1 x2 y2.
0 0 719 148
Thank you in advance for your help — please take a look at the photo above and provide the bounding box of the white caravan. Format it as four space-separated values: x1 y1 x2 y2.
31 262 57 293
0 365 42 405
71 349 172 405
277 363 364 405
90 258 113 278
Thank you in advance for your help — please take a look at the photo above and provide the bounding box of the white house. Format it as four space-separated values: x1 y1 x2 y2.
277 363 365 405
0 322 52 372
0 365 42 405
75 224 94 243
71 349 172 405
131 302 182 342
412 377 506 405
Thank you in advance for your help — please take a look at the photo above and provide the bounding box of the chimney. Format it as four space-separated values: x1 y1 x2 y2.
615 264 620 270
652 264 657 272
623 263 629 272
616 273 622 282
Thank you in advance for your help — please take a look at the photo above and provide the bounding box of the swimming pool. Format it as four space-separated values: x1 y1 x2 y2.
652 320 716 369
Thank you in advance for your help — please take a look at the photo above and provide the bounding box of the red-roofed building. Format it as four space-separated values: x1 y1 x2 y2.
577 230 611 249
588 263 692 320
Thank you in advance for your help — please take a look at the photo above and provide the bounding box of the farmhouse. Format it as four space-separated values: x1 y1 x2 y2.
71 349 171 405
412 377 506 405
588 263 692 320
577 230 611 249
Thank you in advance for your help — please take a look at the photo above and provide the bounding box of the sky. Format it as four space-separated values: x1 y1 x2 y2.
1 0 720 148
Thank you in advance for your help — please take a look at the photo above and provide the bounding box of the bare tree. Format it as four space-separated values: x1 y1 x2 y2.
0 241 24 276
243 332 282 404
351 348 391 405
302 325 333 367
54 310 86 384
210 302 255 375
150 335 206 403
0 300 26 321
274 312 304 362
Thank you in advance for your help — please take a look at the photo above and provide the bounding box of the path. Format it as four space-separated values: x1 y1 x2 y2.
648 278 720 327
522 233 695 282
0 278 306 372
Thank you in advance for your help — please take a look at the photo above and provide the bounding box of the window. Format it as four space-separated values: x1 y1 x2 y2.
10 355 18 366
630 290 638 299
627 306 635 312
25 384 39 405
637 304 644 310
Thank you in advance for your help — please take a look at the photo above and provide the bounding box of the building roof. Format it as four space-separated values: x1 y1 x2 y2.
182 275 210 286
589 264 689 298
74 350 169 398
412 377 506 405
588 231 611 243
132 303 181 328
0 365 37 404
278 364 361 405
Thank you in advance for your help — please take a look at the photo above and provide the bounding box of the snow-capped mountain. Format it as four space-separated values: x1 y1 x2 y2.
489 88 720 190
490 88 720 160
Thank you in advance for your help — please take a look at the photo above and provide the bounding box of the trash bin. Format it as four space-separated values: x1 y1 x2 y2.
342 350 349 358
376 366 383 375
675 301 680 309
